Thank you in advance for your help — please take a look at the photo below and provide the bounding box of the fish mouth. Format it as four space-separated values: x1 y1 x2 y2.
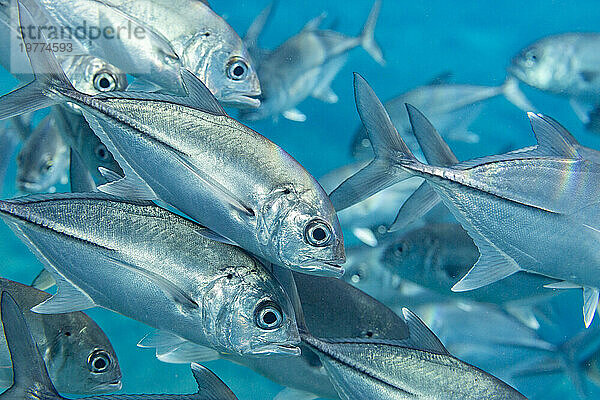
296 261 345 278
16 179 42 193
220 93 261 109
91 380 122 393
249 343 301 357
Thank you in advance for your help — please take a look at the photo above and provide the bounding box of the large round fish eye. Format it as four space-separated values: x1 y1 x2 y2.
88 349 111 373
95 143 110 161
254 301 283 330
304 218 332 247
93 70 118 92
226 58 249 81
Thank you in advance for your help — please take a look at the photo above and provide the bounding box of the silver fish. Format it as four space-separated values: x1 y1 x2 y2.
382 223 559 307
0 14 345 276
104 0 261 107
0 291 239 400
0 121 19 195
0 278 122 394
239 1 384 122
146 270 410 400
301 308 527 399
15 114 69 193
509 33 600 124
330 73 600 328
0 193 300 357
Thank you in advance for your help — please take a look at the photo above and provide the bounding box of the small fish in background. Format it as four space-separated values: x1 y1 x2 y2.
0 193 300 358
239 0 384 122
0 278 122 394
0 120 19 195
216 270 410 400
350 74 534 160
0 291 239 400
509 33 600 129
330 73 600 328
0 7 345 277
15 114 69 193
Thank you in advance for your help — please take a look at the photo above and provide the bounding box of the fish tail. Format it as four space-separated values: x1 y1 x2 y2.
0 292 60 400
0 1 75 121
359 0 385 66
328 73 416 211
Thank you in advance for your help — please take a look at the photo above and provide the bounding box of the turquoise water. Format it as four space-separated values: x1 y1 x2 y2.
1 0 600 399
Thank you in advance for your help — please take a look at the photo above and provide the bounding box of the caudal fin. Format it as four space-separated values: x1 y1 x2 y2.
0 1 74 121
0 291 60 400
328 73 414 211
359 0 385 66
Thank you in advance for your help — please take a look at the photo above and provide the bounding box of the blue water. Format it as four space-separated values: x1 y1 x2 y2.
1 0 600 399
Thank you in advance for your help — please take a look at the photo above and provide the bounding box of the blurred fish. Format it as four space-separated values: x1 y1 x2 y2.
217 271 409 400
239 1 384 122
15 114 69 193
509 33 600 125
0 278 121 394
350 76 533 160
330 73 600 328
0 291 239 400
0 121 19 194
382 223 559 308
0 16 345 277
0 193 300 358
301 308 527 399
105 0 261 107
51 106 123 186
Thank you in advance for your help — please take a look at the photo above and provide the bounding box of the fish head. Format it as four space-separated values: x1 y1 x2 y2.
201 261 300 357
382 233 427 283
44 317 122 394
16 119 69 193
61 56 128 96
262 186 345 277
343 247 399 300
509 37 570 92
183 28 261 108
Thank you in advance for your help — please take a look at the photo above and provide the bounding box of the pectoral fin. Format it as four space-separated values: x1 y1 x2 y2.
31 271 96 314
583 286 599 328
282 108 307 122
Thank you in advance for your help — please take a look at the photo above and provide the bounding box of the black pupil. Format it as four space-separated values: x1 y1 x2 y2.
312 227 327 241
233 65 244 76
97 147 106 159
263 310 277 325
366 331 374 338
94 358 107 370
99 77 110 88
64 332 71 337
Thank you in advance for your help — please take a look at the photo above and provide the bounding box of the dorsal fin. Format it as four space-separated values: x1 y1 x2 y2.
527 112 580 158
400 308 450 355
0 291 60 398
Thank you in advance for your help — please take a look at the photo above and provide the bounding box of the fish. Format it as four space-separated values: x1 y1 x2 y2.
15 114 69 193
0 291 239 400
0 192 300 358
350 75 534 160
51 106 124 186
0 121 19 195
509 33 600 125
145 269 410 400
330 73 600 328
104 0 261 108
0 278 121 394
0 8 345 277
382 223 559 308
239 1 384 122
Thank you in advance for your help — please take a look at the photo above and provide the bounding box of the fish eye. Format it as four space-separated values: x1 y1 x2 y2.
93 70 118 92
394 242 407 257
254 301 283 330
88 349 111 373
350 265 367 284
226 58 249 81
41 159 54 173
304 218 332 247
95 144 109 161
524 50 538 66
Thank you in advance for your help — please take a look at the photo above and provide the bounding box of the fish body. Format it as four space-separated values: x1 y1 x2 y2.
0 291 239 400
103 0 261 107
15 115 69 193
239 1 384 121
0 21 345 276
302 308 526 399
0 193 300 357
0 278 121 394
382 223 558 306
0 121 19 194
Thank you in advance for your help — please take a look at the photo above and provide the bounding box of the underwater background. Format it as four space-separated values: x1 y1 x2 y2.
1 0 600 399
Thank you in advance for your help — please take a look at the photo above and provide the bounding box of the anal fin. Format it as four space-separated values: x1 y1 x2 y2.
31 271 95 314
